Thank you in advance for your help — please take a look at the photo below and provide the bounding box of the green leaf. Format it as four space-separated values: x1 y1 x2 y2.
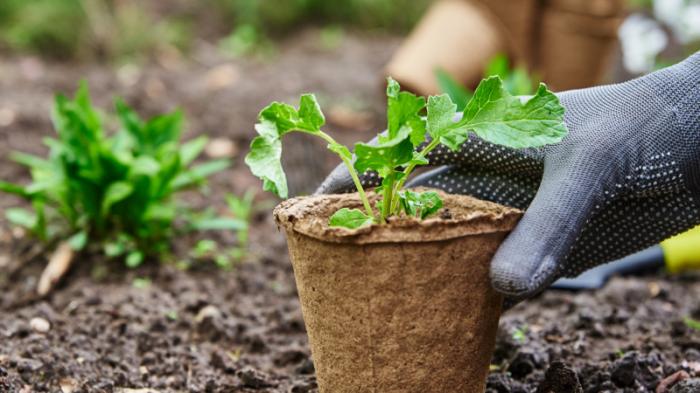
386 77 426 146
408 151 429 166
399 190 443 219
298 94 325 131
115 98 144 143
191 218 247 231
102 182 133 214
11 152 52 170
685 317 700 332
244 135 286 198
130 156 161 176
426 94 458 140
180 135 208 166
144 204 176 221
435 69 472 111
6 208 36 229
126 251 144 268
172 159 230 190
329 208 373 229
246 94 328 200
143 110 183 148
105 241 126 257
445 77 567 150
258 94 325 137
354 134 413 177
0 181 30 198
68 230 87 250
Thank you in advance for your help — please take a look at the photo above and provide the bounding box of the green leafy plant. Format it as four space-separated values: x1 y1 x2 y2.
0 82 238 266
245 76 567 229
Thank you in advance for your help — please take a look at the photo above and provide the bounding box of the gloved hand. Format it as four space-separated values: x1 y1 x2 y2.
316 52 700 301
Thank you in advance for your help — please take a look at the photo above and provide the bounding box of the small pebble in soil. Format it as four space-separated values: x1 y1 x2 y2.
195 305 222 323
237 366 275 389
610 352 639 388
29 317 50 334
290 379 318 393
536 361 582 393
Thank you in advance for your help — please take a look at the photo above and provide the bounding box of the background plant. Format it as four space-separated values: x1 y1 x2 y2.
246 76 568 229
0 0 190 61
0 82 243 267
0 0 430 61
436 54 540 111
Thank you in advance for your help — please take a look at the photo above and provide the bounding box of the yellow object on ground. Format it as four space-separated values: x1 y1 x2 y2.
661 226 700 274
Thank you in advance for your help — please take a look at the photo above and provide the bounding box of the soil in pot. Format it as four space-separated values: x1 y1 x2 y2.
274 189 522 393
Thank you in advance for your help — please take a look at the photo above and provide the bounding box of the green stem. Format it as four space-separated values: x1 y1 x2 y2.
389 138 441 212
381 178 393 220
312 130 376 221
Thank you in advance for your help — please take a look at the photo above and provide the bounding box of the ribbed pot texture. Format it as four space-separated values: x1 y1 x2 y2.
274 190 521 393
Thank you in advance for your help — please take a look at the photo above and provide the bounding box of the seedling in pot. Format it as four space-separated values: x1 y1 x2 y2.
245 76 568 229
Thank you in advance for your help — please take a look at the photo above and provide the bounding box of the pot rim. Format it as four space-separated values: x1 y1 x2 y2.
273 189 522 244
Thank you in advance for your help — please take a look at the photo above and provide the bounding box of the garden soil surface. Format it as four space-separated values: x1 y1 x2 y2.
0 30 699 393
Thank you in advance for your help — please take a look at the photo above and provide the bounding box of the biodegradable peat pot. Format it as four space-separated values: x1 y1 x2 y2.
274 190 522 393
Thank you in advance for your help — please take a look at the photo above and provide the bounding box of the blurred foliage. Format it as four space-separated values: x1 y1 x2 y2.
0 0 432 60
436 54 539 111
0 82 246 267
0 0 191 61
213 0 431 36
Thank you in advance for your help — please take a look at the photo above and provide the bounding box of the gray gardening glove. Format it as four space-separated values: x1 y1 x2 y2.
316 52 700 301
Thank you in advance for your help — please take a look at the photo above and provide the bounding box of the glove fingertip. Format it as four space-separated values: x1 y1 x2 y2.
490 253 559 300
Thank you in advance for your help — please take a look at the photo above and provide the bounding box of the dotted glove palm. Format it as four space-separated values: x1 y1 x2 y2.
316 52 700 300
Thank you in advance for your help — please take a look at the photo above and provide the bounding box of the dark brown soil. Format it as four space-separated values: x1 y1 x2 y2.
0 30 699 393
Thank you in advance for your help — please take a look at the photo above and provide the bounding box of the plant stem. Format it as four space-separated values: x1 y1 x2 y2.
389 137 441 212
381 178 393 219
313 131 376 220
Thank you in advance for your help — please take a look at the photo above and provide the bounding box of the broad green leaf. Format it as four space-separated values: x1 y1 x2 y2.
426 94 458 140
435 69 473 111
68 230 88 250
102 182 133 214
258 94 325 137
6 208 36 229
329 208 373 229
298 94 325 131
386 77 426 146
448 77 567 149
180 135 208 166
354 133 413 177
246 94 325 199
245 135 286 198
